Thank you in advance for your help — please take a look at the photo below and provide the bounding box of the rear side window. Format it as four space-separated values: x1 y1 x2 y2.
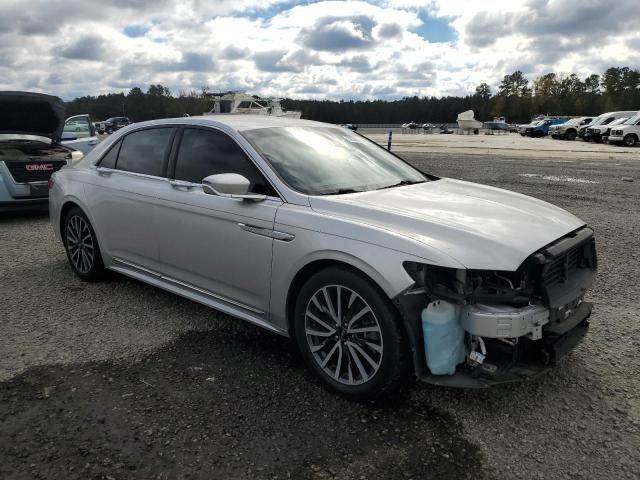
174 128 277 196
116 128 174 177
99 140 121 169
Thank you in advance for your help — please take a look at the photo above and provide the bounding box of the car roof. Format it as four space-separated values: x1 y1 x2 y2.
128 115 329 132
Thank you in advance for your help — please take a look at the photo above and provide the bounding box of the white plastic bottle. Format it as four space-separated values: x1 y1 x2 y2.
421 300 466 375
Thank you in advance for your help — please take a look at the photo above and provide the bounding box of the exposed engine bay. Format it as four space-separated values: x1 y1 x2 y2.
397 226 597 387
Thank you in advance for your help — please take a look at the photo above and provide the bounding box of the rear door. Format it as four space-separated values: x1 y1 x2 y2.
84 126 176 273
156 126 282 317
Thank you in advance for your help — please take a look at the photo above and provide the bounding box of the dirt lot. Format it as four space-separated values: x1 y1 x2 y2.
1 145 639 479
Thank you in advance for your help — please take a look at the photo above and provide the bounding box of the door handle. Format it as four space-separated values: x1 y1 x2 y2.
88 140 98 146
96 167 112 176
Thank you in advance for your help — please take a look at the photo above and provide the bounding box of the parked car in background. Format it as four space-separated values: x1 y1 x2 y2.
549 117 594 140
579 111 637 140
588 117 634 143
0 92 99 210
50 115 597 400
95 117 131 134
518 120 541 136
607 112 640 146
62 115 100 154
524 118 568 137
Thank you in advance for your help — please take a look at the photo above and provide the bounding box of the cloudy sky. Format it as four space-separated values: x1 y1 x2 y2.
1 0 638 100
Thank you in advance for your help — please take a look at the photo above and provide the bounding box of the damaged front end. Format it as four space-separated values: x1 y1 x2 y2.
395 226 597 388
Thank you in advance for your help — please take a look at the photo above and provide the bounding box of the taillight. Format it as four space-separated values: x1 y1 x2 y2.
48 174 55 190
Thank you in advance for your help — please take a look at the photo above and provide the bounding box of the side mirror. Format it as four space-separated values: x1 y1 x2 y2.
202 173 266 202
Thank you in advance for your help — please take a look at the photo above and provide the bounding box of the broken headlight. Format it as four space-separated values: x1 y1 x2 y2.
403 262 541 307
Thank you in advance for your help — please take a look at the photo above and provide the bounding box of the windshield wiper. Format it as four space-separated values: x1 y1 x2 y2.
376 179 426 191
318 188 365 195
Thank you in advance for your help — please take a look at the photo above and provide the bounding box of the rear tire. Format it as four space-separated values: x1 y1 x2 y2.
623 134 638 147
294 266 411 401
63 207 105 282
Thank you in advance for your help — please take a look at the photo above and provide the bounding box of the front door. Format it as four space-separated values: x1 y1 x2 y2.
156 127 282 318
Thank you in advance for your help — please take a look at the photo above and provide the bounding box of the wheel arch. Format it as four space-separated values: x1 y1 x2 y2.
59 200 84 243
285 258 396 339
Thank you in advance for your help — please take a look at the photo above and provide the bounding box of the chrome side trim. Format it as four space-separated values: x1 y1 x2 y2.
238 223 295 242
112 256 264 315
162 275 264 315
112 257 161 277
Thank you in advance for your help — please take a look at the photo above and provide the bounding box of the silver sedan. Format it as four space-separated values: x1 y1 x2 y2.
49 116 597 400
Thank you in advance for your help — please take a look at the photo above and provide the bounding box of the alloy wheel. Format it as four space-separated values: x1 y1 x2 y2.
305 285 383 386
66 215 95 274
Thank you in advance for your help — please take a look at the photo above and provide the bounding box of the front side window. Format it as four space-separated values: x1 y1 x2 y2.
116 128 174 177
174 128 277 196
241 126 427 195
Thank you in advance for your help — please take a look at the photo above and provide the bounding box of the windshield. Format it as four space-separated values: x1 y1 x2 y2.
242 126 427 195
623 112 640 125
609 118 628 126
590 115 612 127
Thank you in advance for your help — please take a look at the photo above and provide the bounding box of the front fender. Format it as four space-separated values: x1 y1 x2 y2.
268 204 463 332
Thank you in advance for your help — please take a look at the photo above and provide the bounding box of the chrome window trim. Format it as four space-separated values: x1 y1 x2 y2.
94 165 170 182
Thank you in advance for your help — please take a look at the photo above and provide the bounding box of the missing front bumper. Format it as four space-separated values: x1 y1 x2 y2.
419 302 592 388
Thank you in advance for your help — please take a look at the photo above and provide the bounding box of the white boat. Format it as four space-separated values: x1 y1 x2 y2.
457 110 483 131
203 92 302 118
484 116 509 131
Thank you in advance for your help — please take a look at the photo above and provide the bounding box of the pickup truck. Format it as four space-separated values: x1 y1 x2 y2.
524 118 569 137
607 112 640 146
549 117 594 140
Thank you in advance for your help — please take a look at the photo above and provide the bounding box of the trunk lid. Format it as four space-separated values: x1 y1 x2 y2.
0 91 66 143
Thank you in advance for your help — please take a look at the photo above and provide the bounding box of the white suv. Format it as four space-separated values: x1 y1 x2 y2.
607 112 640 146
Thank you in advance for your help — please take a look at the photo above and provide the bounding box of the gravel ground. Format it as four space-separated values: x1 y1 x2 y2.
1 151 639 479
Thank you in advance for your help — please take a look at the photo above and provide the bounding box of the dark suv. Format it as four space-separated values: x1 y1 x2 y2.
97 117 131 134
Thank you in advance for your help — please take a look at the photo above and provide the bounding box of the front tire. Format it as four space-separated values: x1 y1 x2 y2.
294 267 410 401
623 134 638 147
564 130 577 141
63 207 105 282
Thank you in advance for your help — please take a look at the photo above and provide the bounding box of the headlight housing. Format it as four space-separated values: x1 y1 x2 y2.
403 262 541 307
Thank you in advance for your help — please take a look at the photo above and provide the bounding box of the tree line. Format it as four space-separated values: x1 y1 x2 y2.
65 67 640 124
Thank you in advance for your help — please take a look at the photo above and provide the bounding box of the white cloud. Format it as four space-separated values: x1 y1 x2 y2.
0 0 638 100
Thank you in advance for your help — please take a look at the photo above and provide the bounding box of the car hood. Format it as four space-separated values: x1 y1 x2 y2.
0 91 65 142
309 178 585 271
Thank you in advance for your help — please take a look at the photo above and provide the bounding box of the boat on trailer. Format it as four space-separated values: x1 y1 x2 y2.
457 110 483 132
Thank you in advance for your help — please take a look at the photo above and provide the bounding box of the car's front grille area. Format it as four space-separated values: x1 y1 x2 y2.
534 228 597 308
4 160 66 183
543 246 586 287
